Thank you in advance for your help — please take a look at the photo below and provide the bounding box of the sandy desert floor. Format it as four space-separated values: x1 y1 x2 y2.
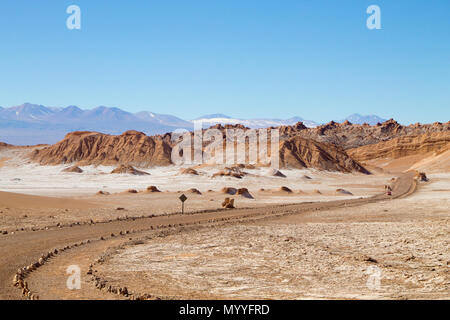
0 146 448 300
93 174 449 299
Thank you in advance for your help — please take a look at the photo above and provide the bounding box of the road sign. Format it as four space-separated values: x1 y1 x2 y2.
179 194 187 202
179 194 187 214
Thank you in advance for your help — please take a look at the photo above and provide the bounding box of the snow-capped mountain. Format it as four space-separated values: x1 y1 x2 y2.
0 103 189 128
0 103 58 121
194 114 232 120
0 103 387 145
135 111 192 127
192 115 318 129
340 114 387 125
0 103 194 145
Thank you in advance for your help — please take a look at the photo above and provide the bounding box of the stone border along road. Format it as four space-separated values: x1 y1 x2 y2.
1 171 417 300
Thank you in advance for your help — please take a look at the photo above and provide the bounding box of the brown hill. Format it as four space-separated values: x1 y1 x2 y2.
29 129 370 174
279 136 369 173
35 120 450 174
30 130 172 167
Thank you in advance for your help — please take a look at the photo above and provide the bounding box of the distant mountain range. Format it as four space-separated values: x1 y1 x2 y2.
338 114 387 126
193 115 319 129
0 103 387 145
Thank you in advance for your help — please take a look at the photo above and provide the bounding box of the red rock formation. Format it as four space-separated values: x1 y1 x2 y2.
30 119 448 174
30 130 172 167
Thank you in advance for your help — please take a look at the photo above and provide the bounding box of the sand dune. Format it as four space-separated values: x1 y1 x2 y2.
410 148 450 173
348 132 450 161
349 132 450 173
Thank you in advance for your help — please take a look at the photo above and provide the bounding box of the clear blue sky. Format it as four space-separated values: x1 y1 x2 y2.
0 0 449 123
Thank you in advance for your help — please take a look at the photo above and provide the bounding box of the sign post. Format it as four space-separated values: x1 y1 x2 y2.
179 194 187 214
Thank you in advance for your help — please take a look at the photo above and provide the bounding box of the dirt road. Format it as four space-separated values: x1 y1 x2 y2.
0 172 416 300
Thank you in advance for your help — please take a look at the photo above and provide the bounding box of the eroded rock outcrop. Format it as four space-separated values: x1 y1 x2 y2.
30 120 448 174
279 136 369 173
279 120 450 149
179 168 199 175
62 165 83 173
30 130 172 167
111 164 150 176
348 132 450 162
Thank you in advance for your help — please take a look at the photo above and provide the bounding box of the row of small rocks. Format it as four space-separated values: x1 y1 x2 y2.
87 211 276 300
11 222 194 300
11 207 272 300
3 198 261 236
1 212 170 236
13 247 66 300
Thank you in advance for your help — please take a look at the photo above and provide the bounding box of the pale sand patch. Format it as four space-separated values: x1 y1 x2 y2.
0 164 392 231
410 148 450 173
361 147 450 174
0 162 389 198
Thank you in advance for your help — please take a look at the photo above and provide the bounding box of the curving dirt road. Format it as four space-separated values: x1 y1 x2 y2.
0 171 417 300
